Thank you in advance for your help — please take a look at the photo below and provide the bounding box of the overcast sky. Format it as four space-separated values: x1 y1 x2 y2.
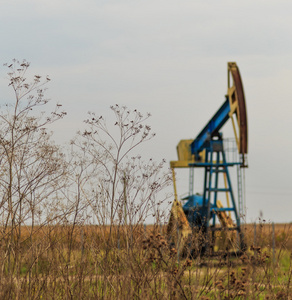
1 0 292 223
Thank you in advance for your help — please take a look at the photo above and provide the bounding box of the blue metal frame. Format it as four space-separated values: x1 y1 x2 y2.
180 92 246 252
185 134 245 252
191 98 230 160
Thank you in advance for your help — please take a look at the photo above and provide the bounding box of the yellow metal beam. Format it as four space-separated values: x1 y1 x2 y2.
171 168 178 202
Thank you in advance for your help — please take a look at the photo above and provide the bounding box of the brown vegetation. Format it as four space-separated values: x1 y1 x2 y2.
0 60 291 299
0 223 291 299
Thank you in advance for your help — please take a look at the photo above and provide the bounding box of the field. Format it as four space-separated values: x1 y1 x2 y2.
4 63 288 299
0 222 291 299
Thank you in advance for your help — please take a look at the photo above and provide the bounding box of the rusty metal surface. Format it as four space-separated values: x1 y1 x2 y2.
228 62 248 154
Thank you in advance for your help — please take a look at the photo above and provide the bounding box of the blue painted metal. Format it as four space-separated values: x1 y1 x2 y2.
191 98 230 160
212 150 220 228
221 145 241 228
212 208 234 212
185 136 243 252
182 194 215 228
178 79 246 252
200 138 240 229
189 162 241 167
170 63 248 254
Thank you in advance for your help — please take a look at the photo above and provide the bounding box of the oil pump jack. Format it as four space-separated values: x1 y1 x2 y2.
168 62 248 256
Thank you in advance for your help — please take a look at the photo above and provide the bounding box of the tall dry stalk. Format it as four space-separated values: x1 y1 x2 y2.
0 60 67 298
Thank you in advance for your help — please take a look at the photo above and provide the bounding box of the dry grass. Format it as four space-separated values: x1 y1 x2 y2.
0 223 291 299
